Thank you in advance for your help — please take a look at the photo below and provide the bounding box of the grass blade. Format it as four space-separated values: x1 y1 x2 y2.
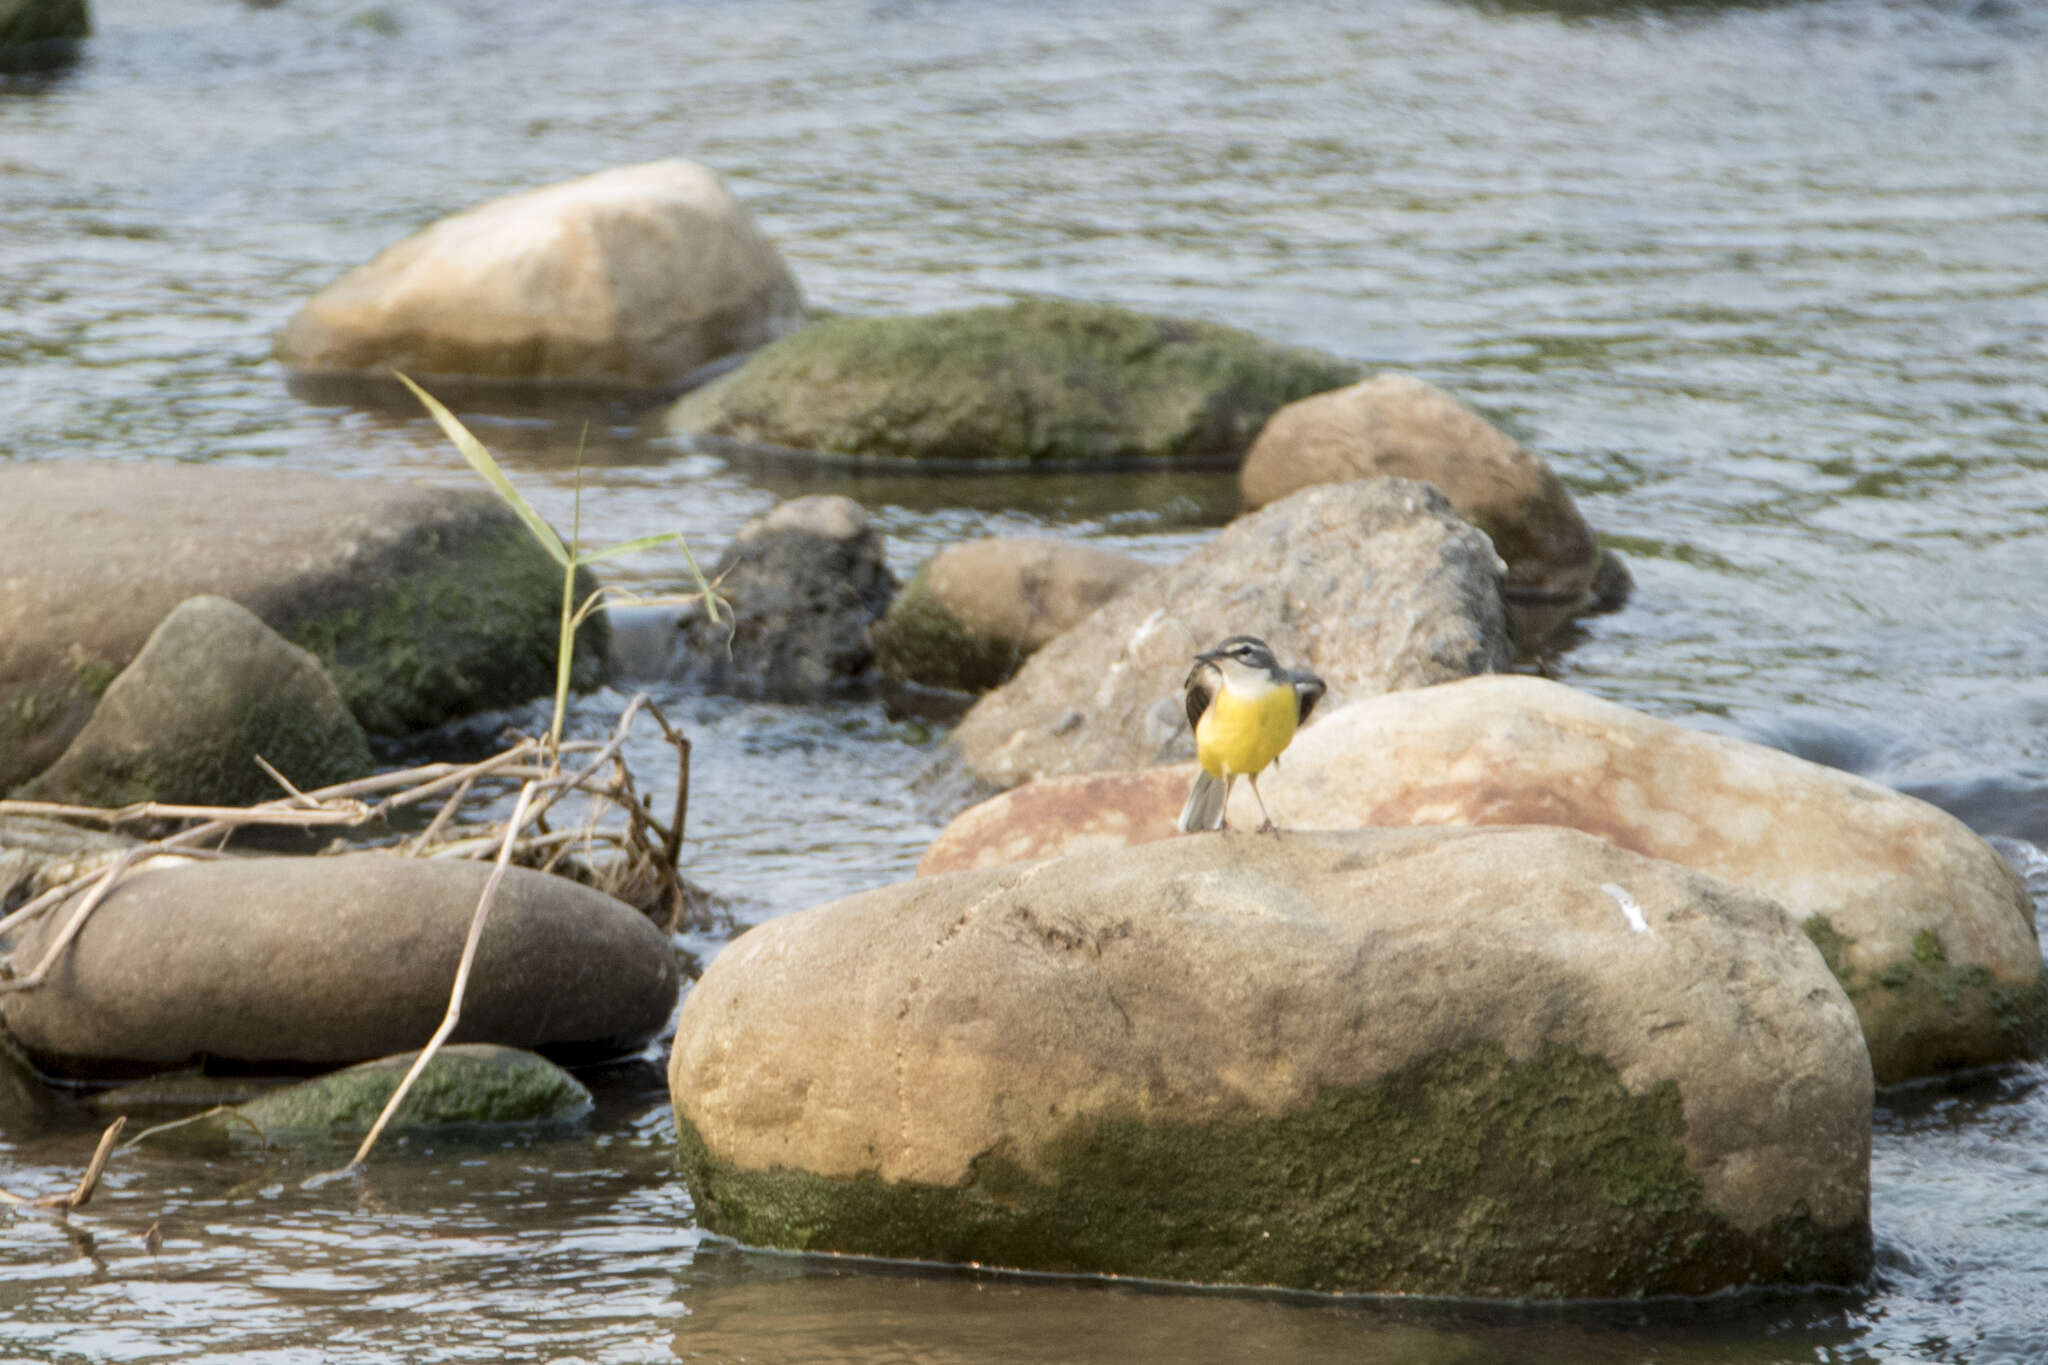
394 372 569 566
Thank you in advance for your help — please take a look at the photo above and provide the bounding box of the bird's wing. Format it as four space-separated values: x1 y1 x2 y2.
1183 661 1216 733
1292 671 1327 725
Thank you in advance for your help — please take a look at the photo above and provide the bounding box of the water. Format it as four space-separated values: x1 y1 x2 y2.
3 0 2047 1358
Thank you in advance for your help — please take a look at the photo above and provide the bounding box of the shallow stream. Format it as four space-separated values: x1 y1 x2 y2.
4 0 2047 1359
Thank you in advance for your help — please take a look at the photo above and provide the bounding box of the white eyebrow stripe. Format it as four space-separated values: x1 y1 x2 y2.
1601 883 1650 935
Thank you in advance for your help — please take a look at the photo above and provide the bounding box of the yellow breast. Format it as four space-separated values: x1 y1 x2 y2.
1195 682 1299 779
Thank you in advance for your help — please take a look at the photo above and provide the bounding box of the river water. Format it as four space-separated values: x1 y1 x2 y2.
4 0 2047 1359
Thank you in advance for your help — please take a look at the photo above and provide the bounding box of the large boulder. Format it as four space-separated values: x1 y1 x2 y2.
671 495 897 700
279 159 803 390
871 537 1155 694
948 479 1511 788
18 595 373 809
2 853 678 1076
667 299 1362 466
0 461 604 791
1240 373 1607 647
670 828 1872 1298
923 676 2047 1085
0 0 87 71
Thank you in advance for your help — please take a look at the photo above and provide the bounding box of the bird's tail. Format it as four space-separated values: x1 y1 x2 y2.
1177 770 1228 833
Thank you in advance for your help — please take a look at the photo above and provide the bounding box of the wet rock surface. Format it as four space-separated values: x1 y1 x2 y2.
671 495 896 701
671 827 1872 1298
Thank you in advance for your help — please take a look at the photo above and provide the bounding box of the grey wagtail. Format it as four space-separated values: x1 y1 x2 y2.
1176 635 1327 834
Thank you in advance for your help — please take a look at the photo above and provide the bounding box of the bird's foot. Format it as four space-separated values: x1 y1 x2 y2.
1256 819 1279 834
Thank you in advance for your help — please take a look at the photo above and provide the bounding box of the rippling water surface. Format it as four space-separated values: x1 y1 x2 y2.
4 0 2047 1359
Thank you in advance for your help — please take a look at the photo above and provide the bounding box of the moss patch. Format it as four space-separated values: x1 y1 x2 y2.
869 566 1028 693
670 299 1362 467
676 1042 1869 1298
236 1046 592 1138
284 523 608 735
1803 914 2048 1084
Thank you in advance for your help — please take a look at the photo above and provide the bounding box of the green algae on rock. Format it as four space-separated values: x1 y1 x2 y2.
669 827 1873 1298
666 299 1361 467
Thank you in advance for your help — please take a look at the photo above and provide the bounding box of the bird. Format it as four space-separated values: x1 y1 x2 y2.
1176 634 1326 834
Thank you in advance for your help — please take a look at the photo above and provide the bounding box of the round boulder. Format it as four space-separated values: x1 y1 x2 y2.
671 828 1872 1298
947 478 1511 788
667 299 1361 466
672 495 897 700
1 853 678 1076
1241 372 1603 645
279 159 803 390
18 595 372 810
871 538 1155 694
0 461 603 791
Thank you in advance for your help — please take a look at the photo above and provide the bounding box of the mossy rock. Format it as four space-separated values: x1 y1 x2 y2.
133 1046 592 1152
0 463 606 791
667 299 1362 467
671 827 1873 1298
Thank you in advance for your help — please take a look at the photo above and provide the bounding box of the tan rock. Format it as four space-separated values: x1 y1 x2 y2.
947 479 1510 788
279 159 803 389
672 827 1872 1297
872 538 1155 693
1241 373 1602 643
919 676 2046 1085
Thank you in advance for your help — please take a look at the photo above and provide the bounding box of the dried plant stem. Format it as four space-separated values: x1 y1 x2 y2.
332 781 541 1178
0 1118 126 1211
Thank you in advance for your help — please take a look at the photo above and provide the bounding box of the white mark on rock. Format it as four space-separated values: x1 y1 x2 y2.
1602 882 1650 935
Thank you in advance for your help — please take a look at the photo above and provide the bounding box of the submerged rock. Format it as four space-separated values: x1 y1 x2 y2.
871 538 1154 694
670 828 1872 1298
279 159 803 390
672 495 896 700
948 479 1511 788
1240 372 1608 647
18 595 373 810
235 1045 592 1137
0 461 603 791
2 853 678 1076
667 299 1361 466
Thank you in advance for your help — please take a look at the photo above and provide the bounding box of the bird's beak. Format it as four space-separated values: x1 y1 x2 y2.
1194 648 1224 664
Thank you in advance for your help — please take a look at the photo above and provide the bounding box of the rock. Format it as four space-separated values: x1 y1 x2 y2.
917 766 1191 875
670 828 1872 1298
948 479 1511 789
234 1045 591 1136
278 160 803 390
1241 373 1602 647
17 596 372 809
922 677 2047 1085
0 816 141 913
667 299 1361 466
672 495 896 700
0 1027 55 1132
871 538 1155 694
0 461 604 791
0 0 88 72
2 853 678 1076
1249 676 2042 1086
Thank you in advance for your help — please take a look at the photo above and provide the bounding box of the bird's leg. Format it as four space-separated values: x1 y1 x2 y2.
1217 774 1235 831
1247 774 1279 833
